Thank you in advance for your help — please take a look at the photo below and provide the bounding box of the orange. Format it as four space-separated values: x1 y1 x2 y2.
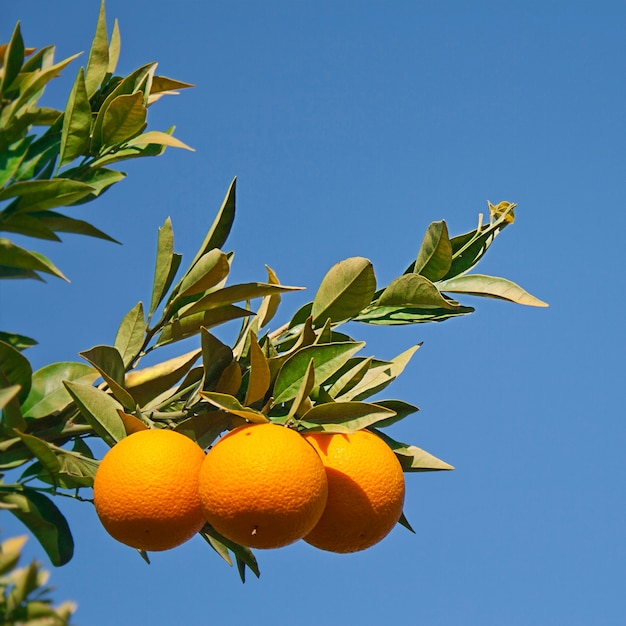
93 429 206 552
302 429 405 553
198 423 328 549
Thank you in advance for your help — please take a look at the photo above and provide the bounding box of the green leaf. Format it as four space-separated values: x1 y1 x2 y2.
0 179 96 213
0 238 68 281
59 67 91 166
150 75 195 95
443 204 516 279
436 274 549 307
174 411 243 449
200 392 269 423
125 349 201 408
149 217 179 316
114 302 145 367
0 535 27 576
0 331 37 351
201 329 234 389
79 345 135 410
14 431 61 482
338 344 421 401
244 332 270 407
373 429 454 472
1 487 74 566
285 358 316 420
107 18 121 74
176 249 230 298
21 362 98 418
181 282 302 318
157 306 254 346
378 274 460 310
368 399 419 428
273 341 365 405
100 92 147 146
84 0 109 98
124 130 193 151
353 303 474 325
299 401 396 433
0 22 25 95
0 137 32 187
0 384 21 410
199 525 260 582
188 178 236 270
35 210 120 243
63 381 126 447
412 220 452 281
311 257 376 325
0 339 32 403
256 266 282 329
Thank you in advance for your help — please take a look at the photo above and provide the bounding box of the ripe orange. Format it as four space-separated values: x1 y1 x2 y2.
302 429 405 553
198 423 328 549
93 429 206 552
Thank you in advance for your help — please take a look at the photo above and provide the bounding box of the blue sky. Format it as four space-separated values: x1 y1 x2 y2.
2 1 625 624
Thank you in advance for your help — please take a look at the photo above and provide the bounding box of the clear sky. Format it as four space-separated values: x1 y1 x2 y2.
2 1 625 625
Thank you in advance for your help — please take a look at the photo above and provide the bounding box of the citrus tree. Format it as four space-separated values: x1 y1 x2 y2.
0 1 547 599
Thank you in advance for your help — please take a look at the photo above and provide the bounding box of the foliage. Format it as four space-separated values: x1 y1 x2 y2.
0 535 75 625
0 2 547 585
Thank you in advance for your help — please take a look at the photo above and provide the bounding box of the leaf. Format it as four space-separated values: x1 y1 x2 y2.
0 23 25 95
353 303 474 325
100 92 147 146
107 18 121 74
299 401 396 433
244 332 270 407
59 67 91 166
215 362 242 396
125 349 201 408
0 384 21 412
181 282 302 318
84 0 109 98
436 274 549 307
114 302 145 367
378 274 459 310
0 535 27 575
1 487 74 566
176 249 230 298
273 341 365 405
174 411 243 449
338 344 421 401
150 75 195 94
412 220 452 281
0 179 96 213
368 399 419 428
34 211 120 243
63 381 126 447
0 339 32 403
256 266 282 329
311 257 376 325
157 306 254 346
443 204 516 280
188 178 236 270
149 217 180 316
0 238 69 281
373 429 454 472
124 130 193 151
199 525 260 582
21 362 98 418
117 410 148 435
200 392 269 424
79 345 135 410
286 358 316 420
14 431 61 483
0 331 37 351
0 137 31 187
201 329 233 389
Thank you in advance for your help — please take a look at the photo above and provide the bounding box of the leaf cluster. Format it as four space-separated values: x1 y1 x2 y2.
0 178 546 579
0 535 75 625
0 2 193 286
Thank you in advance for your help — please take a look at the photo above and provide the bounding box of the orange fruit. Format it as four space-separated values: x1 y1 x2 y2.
198 423 328 549
302 429 405 553
93 429 206 552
